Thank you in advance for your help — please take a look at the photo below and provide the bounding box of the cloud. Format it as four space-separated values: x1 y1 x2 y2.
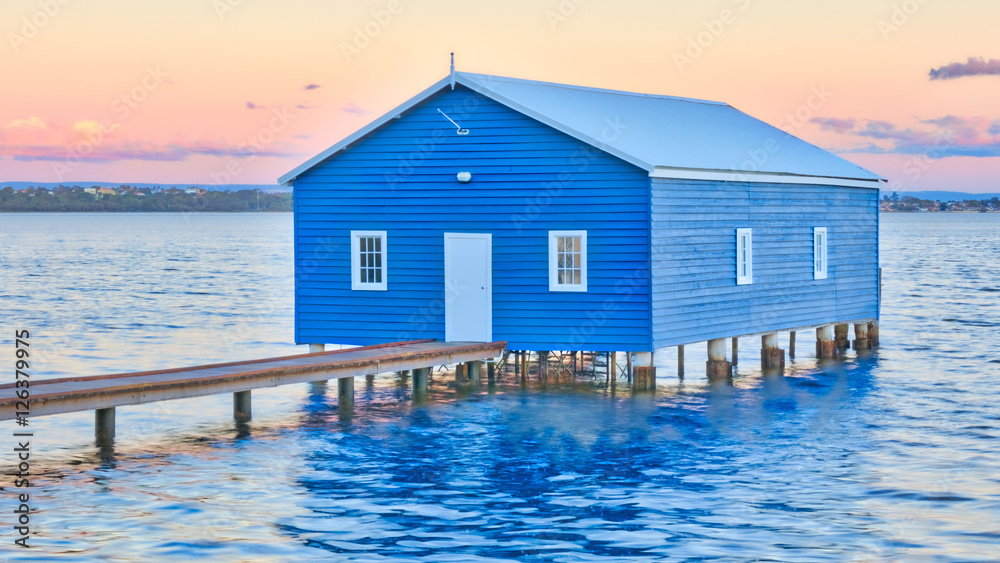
295 104 314 110
303 84 321 90
929 57 1000 80
341 102 370 117
292 134 311 139
3 116 47 129
811 117 856 134
816 115 1000 158
246 101 265 109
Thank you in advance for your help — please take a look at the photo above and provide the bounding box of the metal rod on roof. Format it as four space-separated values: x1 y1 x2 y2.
450 52 455 90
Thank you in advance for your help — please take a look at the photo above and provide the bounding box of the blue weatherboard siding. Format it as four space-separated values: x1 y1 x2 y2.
294 86 652 351
650 178 879 348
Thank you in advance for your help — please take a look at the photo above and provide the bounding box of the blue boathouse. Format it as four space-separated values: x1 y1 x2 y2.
280 69 883 377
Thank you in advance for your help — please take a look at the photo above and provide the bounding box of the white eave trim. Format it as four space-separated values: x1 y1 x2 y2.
650 167 885 189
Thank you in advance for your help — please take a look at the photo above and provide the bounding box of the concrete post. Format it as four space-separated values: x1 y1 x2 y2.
789 331 797 357
816 325 837 358
455 363 466 382
707 338 731 380
868 321 880 347
677 345 685 378
234 391 251 422
412 367 428 401
487 360 495 383
338 377 354 409
731 337 739 365
467 361 482 385
761 333 785 369
308 343 327 389
632 352 655 391
834 324 850 351
853 323 870 351
95 407 115 445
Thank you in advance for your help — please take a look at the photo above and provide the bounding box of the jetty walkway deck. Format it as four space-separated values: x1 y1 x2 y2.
0 339 505 442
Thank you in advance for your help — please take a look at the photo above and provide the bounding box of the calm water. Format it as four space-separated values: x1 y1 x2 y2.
1 212 998 562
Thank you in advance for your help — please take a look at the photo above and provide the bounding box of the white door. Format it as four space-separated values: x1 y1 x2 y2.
444 233 492 342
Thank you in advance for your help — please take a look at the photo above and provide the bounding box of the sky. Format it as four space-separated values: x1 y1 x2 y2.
1 0 998 192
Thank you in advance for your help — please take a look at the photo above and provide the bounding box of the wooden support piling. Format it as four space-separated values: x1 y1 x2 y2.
610 352 617 383
539 351 548 380
233 390 252 422
868 321 879 347
626 353 632 380
95 407 115 444
731 337 739 366
487 360 495 383
632 352 655 391
338 377 354 409
707 338 732 380
853 323 870 351
816 325 837 359
761 333 785 369
677 345 684 378
412 367 429 401
789 331 796 357
834 324 850 351
521 352 528 383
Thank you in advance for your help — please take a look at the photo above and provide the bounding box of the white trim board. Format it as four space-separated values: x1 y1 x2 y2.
650 167 884 189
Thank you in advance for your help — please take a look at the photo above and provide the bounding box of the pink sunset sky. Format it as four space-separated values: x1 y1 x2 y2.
2 0 998 192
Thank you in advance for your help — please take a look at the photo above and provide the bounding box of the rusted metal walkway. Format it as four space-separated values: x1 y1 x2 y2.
0 339 505 441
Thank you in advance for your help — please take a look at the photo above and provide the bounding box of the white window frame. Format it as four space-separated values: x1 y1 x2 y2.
813 227 828 280
548 230 588 292
736 228 753 285
350 230 387 291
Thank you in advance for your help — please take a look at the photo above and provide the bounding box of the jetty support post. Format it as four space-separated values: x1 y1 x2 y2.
853 322 871 351
487 359 495 383
834 324 850 351
632 352 656 391
234 391 251 422
677 345 685 378
731 337 739 366
95 407 116 445
412 367 429 402
467 361 482 385
338 377 354 410
789 331 797 357
761 333 785 370
707 338 731 380
308 343 328 391
816 325 837 359
868 321 880 347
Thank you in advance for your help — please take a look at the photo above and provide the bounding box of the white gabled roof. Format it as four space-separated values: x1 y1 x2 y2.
279 72 883 187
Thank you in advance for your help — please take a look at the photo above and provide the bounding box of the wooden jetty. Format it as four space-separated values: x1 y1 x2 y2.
0 339 504 443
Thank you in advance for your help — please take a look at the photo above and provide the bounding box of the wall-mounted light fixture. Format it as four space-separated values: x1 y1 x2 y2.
456 171 472 183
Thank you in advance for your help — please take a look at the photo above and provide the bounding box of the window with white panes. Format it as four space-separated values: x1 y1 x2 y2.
814 227 828 279
351 231 387 291
736 228 753 285
549 231 587 292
